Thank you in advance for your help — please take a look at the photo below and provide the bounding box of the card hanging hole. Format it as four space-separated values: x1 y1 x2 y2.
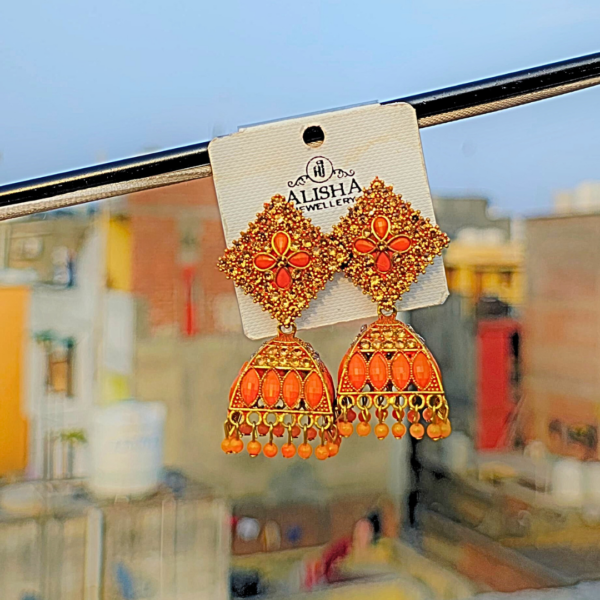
303 126 325 148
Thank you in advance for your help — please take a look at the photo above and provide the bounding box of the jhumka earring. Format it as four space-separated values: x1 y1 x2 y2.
217 194 342 460
331 178 452 442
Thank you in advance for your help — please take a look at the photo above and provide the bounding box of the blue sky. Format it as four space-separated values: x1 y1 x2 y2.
1 0 599 214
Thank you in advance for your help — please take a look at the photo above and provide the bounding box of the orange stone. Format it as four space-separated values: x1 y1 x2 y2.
372 216 389 239
440 419 452 438
375 251 392 273
369 352 389 390
413 352 432 389
254 253 276 270
288 251 311 268
240 369 260 406
221 438 232 454
272 231 290 255
230 438 244 453
347 352 367 390
304 372 324 409
323 368 335 403
262 369 280 407
354 238 376 254
275 267 292 290
388 236 411 253
391 353 410 390
327 443 340 457
282 371 301 408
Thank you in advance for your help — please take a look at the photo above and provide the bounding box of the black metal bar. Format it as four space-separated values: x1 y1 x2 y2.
1 51 599 209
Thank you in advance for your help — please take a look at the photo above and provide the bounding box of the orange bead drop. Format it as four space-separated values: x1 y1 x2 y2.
409 423 425 439
440 419 452 438
338 421 353 437
240 369 260 406
230 438 244 453
427 423 442 440
347 352 367 390
262 369 281 407
263 443 278 458
357 421 371 437
247 440 262 457
327 443 340 457
282 443 296 458
298 443 312 460
221 438 232 454
375 423 389 440
391 353 410 391
304 372 324 409
369 352 389 390
392 423 406 439
413 352 432 390
315 445 329 461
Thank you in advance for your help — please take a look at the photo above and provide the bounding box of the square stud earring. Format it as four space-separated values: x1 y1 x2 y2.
331 178 452 442
218 194 343 460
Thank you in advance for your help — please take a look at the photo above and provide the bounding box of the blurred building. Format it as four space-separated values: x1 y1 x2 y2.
0 209 136 479
521 213 600 460
554 181 600 215
413 197 524 443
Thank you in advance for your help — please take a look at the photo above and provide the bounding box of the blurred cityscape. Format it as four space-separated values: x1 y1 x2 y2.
1 176 600 599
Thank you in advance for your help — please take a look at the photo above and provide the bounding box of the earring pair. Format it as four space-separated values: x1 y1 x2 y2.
218 178 450 460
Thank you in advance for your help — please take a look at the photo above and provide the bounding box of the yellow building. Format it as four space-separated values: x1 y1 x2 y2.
444 238 524 308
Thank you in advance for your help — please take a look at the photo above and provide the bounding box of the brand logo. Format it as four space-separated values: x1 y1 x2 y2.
287 156 361 213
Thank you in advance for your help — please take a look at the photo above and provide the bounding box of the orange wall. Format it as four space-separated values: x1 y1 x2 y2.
0 287 29 475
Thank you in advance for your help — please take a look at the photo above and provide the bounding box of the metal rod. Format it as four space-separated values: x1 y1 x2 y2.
1 51 599 217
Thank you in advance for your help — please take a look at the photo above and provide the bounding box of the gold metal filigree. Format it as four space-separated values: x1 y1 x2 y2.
331 177 450 310
217 194 342 326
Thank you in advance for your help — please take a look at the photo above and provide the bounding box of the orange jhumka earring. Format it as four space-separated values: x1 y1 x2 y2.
331 178 452 442
218 194 342 460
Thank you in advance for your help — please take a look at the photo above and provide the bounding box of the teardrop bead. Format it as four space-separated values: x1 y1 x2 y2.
372 216 390 239
347 352 367 390
254 253 276 270
391 353 410 390
354 238 376 254
389 236 411 253
375 251 392 273
288 251 311 268
413 351 432 390
369 352 389 390
272 231 290 256
240 369 260 406
275 267 292 290
262 369 281 407
282 371 301 408
304 371 324 409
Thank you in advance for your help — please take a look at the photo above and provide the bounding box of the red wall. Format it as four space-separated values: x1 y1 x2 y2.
476 319 520 450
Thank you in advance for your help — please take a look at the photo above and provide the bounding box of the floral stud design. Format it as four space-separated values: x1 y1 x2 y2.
218 194 342 326
331 178 450 310
353 215 411 273
253 231 312 290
